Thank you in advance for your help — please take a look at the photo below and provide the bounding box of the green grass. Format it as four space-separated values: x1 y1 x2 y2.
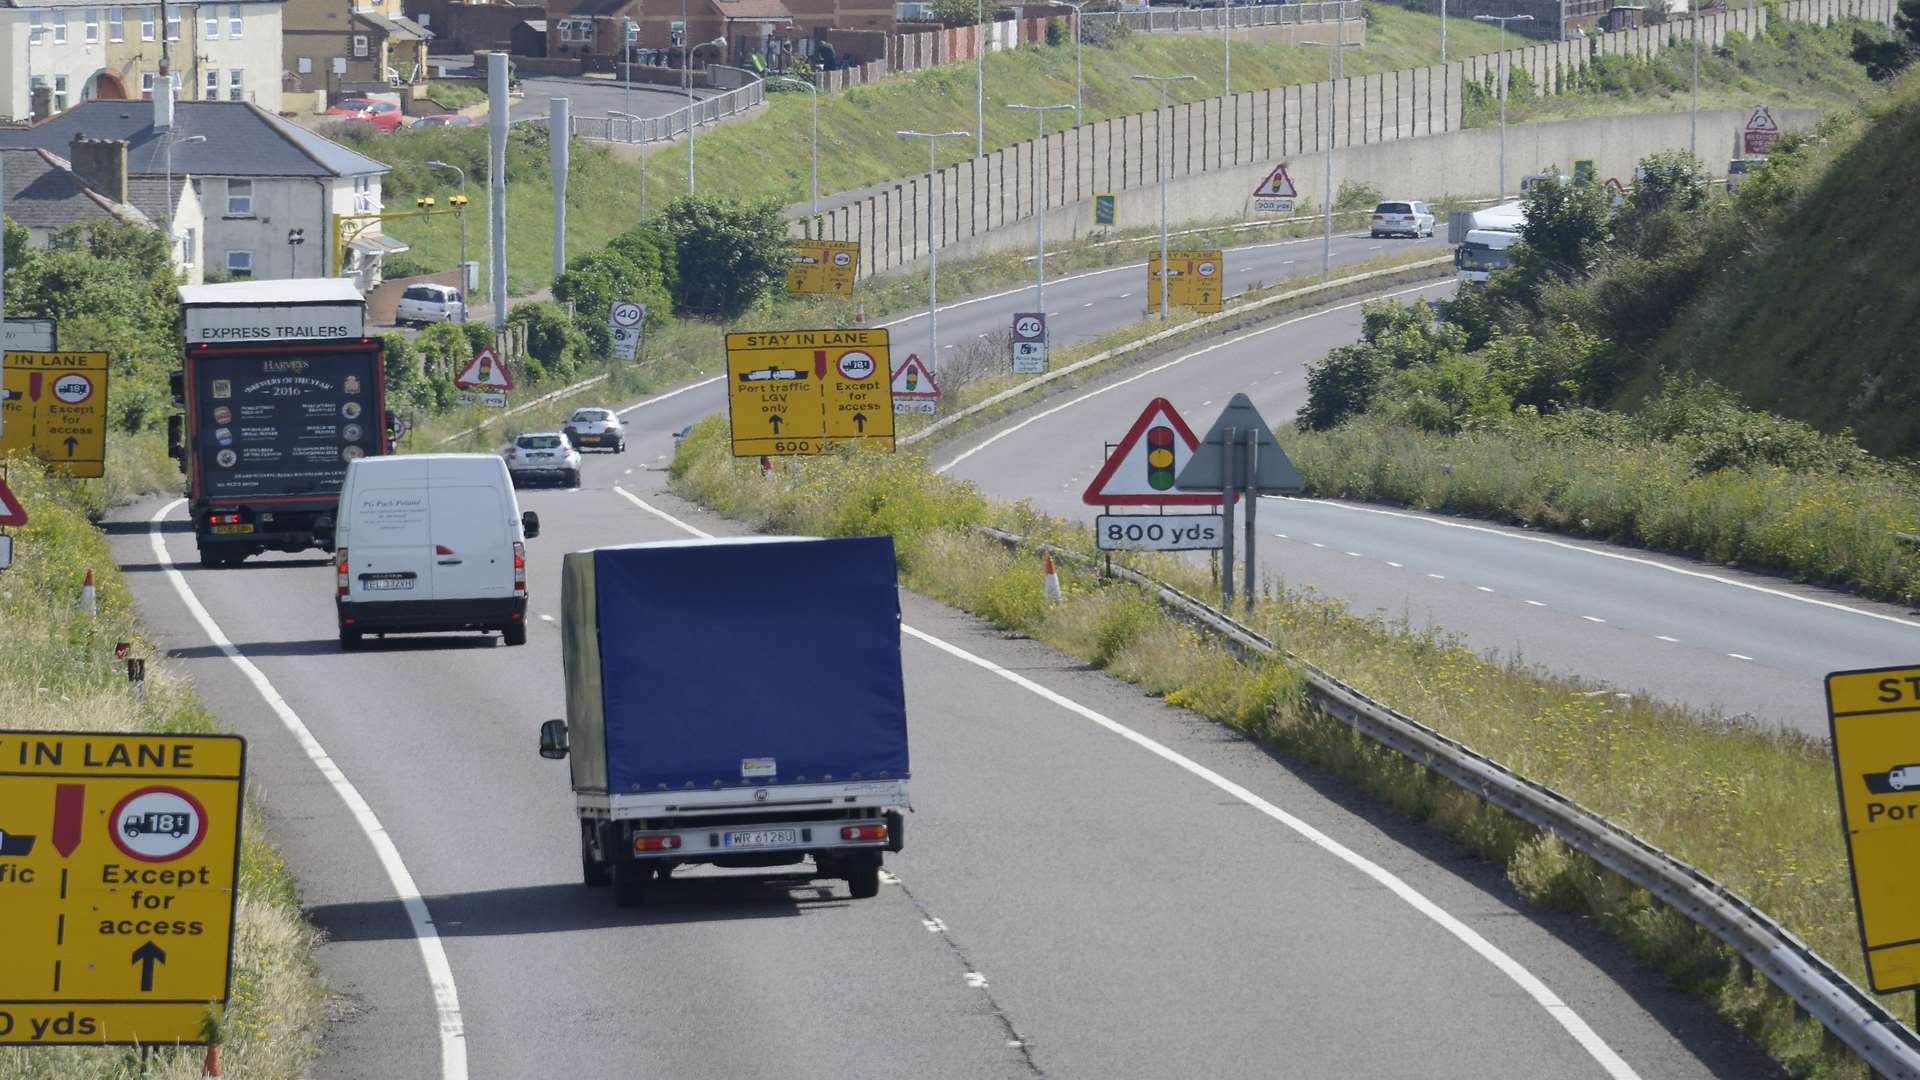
667 419 1909 1079
1463 18 1889 127
0 459 326 1080
420 81 488 111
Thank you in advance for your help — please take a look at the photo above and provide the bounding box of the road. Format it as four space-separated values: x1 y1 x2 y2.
512 74 715 124
109 409 1773 1078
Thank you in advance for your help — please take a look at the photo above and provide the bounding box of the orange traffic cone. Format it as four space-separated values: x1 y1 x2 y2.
1043 555 1063 605
79 570 97 617
201 1044 223 1079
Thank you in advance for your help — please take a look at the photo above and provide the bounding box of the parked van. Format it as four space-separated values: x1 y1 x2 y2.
332 453 540 650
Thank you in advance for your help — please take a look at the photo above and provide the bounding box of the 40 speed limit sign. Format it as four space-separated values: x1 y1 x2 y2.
1011 312 1048 375
1095 514 1223 552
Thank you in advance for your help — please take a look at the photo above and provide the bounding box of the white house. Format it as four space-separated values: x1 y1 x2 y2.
0 141 205 282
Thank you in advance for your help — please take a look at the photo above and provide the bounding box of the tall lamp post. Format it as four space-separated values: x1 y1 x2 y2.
1131 73 1194 321
975 0 987 157
1222 2 1232 95
686 35 726 194
1060 0 1085 128
622 17 637 129
1006 102 1074 312
772 76 820 222
164 131 205 267
1300 40 1359 280
427 159 470 295
287 228 305 277
1474 13 1533 201
1689 13 1699 157
895 130 970 378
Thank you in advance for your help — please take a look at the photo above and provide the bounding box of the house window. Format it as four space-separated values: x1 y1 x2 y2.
204 69 219 99
84 9 98 44
140 7 154 39
226 179 253 217
353 175 376 213
166 9 180 40
52 75 68 111
226 251 253 278
109 7 123 41
52 10 67 44
352 34 368 57
180 228 196 266
228 69 242 100
560 18 594 44
140 72 155 98
203 8 219 38
297 56 312 74
228 4 241 36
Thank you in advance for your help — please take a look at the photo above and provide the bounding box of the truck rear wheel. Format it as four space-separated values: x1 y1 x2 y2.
845 859 881 900
612 860 650 907
198 545 236 568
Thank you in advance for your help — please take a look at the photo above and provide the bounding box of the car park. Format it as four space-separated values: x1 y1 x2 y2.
564 408 626 452
505 432 582 488
1371 200 1435 239
394 283 467 326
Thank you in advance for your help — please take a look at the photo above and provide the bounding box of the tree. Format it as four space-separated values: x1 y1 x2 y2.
506 301 585 383
1297 301 1468 430
1626 150 1707 218
1849 0 1919 79
552 246 668 354
1506 174 1612 305
931 0 981 25
658 196 789 320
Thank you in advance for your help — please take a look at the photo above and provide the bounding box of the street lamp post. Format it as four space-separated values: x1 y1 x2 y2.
976 0 986 157
163 131 205 267
606 113 647 220
426 159 469 297
686 35 726 195
1474 14 1533 202
1300 40 1359 280
895 130 971 378
1132 73 1195 321
1690 13 1699 157
1060 0 1085 128
772 76 820 222
287 228 305 277
1223 2 1231 96
1007 102 1074 312
622 17 637 130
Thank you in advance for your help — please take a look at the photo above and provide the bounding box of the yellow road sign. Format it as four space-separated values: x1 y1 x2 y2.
0 730 245 1045
1826 667 1920 994
1146 250 1224 314
724 329 894 457
786 241 861 298
1 352 109 478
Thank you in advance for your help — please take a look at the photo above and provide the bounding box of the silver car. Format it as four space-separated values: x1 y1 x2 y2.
395 283 467 327
505 432 582 488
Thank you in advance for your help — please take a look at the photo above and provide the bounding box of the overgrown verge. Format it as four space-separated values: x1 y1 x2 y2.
669 419 1906 1079
0 460 326 1079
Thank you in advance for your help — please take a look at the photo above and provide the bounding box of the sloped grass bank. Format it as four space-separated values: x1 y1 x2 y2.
669 420 1908 1079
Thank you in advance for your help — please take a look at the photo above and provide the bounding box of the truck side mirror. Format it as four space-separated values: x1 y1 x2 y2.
166 415 184 461
538 719 569 759
521 511 540 539
168 371 184 404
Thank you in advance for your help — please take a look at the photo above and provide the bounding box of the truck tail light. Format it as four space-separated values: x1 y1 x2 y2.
208 512 242 526
513 541 526 594
634 835 681 853
840 824 888 842
336 548 350 598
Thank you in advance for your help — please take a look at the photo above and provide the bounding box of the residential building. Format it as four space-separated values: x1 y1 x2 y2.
0 95 401 288
283 0 431 100
0 141 204 281
0 0 286 122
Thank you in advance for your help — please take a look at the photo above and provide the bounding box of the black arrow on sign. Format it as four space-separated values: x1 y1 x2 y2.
769 415 782 434
852 413 866 433
63 436 77 457
131 941 166 992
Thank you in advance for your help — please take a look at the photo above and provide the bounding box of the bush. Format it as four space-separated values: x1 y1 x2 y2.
659 196 790 320
506 301 587 383
1334 179 1383 213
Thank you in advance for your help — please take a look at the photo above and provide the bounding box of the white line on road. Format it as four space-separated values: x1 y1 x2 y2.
1526 600 1547 607
614 374 725 417
1387 561 1403 568
1346 552 1363 558
539 613 556 622
1729 653 1755 662
1311 542 1326 549
148 501 467 1080
1428 573 1445 580
1582 616 1606 623
615 485 713 538
1656 635 1680 643
1477 586 1494 593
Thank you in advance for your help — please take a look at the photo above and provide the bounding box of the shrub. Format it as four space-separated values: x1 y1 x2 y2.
506 301 587 383
658 196 790 319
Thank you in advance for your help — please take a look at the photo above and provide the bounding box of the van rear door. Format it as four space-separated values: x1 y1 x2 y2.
426 457 514 600
340 458 434 603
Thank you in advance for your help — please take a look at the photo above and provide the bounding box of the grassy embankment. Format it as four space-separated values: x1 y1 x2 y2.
0 461 326 1080
667 422 1906 1080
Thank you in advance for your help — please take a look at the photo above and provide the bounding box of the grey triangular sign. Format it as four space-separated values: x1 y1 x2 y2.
1173 393 1304 493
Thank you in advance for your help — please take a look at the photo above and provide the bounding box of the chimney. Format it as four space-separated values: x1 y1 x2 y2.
70 136 130 205
154 72 174 131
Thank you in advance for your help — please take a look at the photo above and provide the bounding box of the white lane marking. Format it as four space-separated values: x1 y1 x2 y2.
1201 400 1214 407
148 501 467 1080
1656 635 1680 643
923 918 948 933
539 613 556 622
1729 653 1755 662
1476 586 1494 593
901 623 1640 1080
1284 498 1920 634
964 971 990 989
1346 551 1363 558
1311 542 1327 549
1386 561 1403 568
1275 533 1289 539
614 485 714 538
1428 573 1445 580
1082 302 1095 307
935 282 1449 475
1118 292 1131 298
1582 616 1606 624
1526 600 1547 607
614 374 724 417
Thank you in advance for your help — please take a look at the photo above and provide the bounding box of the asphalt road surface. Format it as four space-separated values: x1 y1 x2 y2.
512 74 715 124
109 413 1776 1078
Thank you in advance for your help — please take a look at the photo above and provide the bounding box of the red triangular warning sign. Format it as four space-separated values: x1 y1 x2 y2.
455 346 515 391
1082 398 1227 507
0 476 28 528
1251 163 1298 199
891 354 941 399
1745 105 1777 131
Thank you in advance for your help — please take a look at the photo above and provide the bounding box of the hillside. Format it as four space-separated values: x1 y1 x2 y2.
1648 69 1920 456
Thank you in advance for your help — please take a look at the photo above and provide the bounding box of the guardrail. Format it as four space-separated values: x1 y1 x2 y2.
436 372 612 446
1081 1 1362 34
518 73 767 145
976 523 1920 1080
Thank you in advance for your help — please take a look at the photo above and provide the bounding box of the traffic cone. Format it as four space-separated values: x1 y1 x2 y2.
1042 555 1064 605
79 570 97 618
201 1044 223 1079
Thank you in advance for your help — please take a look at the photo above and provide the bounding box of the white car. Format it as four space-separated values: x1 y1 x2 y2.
564 408 626 453
394 283 467 327
505 432 582 488
1370 200 1435 239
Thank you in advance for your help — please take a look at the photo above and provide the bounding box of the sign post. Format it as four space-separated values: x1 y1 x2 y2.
607 301 645 363
1825 666 1920 998
0 730 246 1045
1744 105 1780 156
724 329 894 456
1 351 109 478
1174 393 1304 607
1011 313 1048 375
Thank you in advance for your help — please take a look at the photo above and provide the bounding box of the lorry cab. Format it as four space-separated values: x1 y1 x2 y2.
1456 229 1520 283
333 453 539 651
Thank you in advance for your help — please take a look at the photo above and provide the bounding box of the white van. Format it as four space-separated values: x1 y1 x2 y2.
333 453 541 650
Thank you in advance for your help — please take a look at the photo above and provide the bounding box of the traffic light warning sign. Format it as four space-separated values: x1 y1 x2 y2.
1082 398 1225 507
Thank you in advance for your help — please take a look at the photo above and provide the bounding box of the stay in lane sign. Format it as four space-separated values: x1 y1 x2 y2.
0 730 245 1045
1826 667 1920 993
1146 251 1223 314
786 240 860 298
724 329 894 457
1 352 109 479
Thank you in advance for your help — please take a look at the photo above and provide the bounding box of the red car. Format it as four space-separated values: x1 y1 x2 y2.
325 98 404 133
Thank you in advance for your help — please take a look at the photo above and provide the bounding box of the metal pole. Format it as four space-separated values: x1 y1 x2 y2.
1007 103 1072 312
897 130 970 378
1441 0 1447 66
1073 4 1083 128
1223 4 1231 96
1220 426 1237 606
624 20 633 128
976 0 986 157
1131 74 1193 320
1242 430 1255 610
1690 15 1699 157
488 51 509 328
1299 42 1352 279
685 0 694 195
551 96 569 281
1475 15 1532 202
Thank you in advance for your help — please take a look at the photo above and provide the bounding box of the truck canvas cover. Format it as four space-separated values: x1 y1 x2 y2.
561 536 910 794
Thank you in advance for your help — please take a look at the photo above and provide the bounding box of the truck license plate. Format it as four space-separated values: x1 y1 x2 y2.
360 574 415 591
212 524 254 535
723 829 797 849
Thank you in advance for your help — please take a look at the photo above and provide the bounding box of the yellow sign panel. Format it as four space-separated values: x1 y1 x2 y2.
1146 250 1224 314
1826 667 1920 994
724 329 894 457
1 352 110 478
0 730 245 1045
786 241 861 298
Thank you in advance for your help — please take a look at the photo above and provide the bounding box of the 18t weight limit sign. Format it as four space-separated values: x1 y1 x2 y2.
1096 514 1223 552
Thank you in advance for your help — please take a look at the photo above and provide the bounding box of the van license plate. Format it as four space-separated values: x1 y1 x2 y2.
723 829 797 849
212 524 254 535
360 574 415 591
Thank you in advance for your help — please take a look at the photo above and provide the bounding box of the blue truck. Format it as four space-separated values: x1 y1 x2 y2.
538 535 911 907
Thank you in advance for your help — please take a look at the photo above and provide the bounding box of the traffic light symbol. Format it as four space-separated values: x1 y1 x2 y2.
1146 425 1175 490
